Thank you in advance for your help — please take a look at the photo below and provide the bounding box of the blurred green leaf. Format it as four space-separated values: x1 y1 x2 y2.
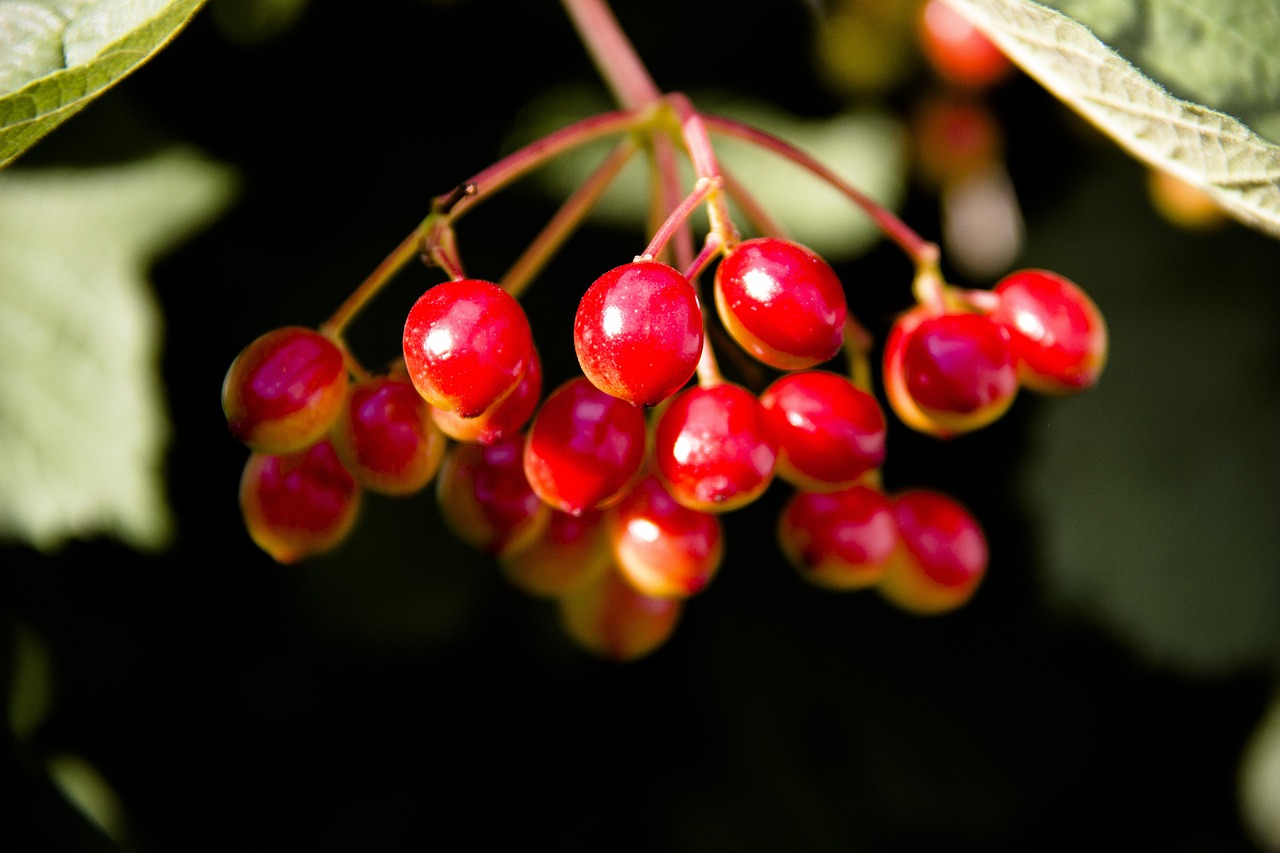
945 0 1280 239
1240 691 1280 852
0 0 209 168
0 148 237 553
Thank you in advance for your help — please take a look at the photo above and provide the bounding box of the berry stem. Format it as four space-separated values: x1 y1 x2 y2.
843 317 874 392
641 176 722 261
321 227 424 337
559 0 661 110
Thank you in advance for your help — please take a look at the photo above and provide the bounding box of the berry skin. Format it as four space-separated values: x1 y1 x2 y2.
557 566 683 662
777 484 898 591
522 376 648 516
499 508 612 599
877 489 987 615
883 304 1018 437
574 259 703 407
759 370 886 491
989 269 1108 394
435 433 550 556
609 474 724 599
239 438 362 564
402 278 535 418
653 382 779 513
222 326 349 455
331 374 447 496
713 237 848 370
917 0 1013 90
431 344 543 444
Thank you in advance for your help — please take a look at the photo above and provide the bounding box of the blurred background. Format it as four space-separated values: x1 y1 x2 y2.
3 0 1278 850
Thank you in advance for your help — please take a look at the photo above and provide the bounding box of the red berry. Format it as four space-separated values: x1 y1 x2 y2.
609 474 724 599
435 433 550 555
653 382 778 513
713 236 847 370
431 344 544 444
912 92 1002 190
239 438 362 564
331 374 447 496
877 488 988 615
402 278 535 418
990 269 1108 394
557 566 683 662
522 376 648 516
883 304 1018 437
222 326 349 455
500 507 612 598
759 370 886 491
777 484 898 591
574 259 703 407
917 0 1013 90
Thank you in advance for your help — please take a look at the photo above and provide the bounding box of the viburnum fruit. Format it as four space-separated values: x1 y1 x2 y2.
917 0 1013 91
522 375 648 515
402 278 536 418
609 474 724 599
499 507 612 598
759 370 886 491
713 236 848 370
331 373 447 496
435 432 550 556
877 488 988 615
883 303 1018 437
239 438 362 564
222 326 349 455
989 269 1108 394
431 344 544 445
777 483 898 591
653 381 779 513
574 259 703 407
557 566 683 662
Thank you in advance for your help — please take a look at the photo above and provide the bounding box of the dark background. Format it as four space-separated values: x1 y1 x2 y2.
3 1 1277 850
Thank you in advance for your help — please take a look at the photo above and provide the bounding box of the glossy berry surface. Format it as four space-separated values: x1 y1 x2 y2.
760 370 886 491
558 567 683 662
402 278 535 418
653 382 779 513
332 374 446 496
917 0 1013 90
884 304 1017 436
222 326 349 455
877 489 988 615
239 438 362 564
990 269 1108 394
574 259 703 407
713 237 848 370
435 433 549 555
432 344 543 444
609 474 724 599
777 484 898 591
500 507 611 599
523 376 648 515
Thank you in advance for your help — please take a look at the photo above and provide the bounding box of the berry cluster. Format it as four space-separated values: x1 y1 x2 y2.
220 3 1108 662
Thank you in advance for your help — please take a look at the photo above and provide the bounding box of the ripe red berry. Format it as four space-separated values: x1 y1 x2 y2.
522 376 648 516
499 507 612 598
239 438 362 564
402 278 535 418
759 370 886 491
222 326 349 455
653 382 778 513
574 259 703 407
777 484 898 591
713 236 847 370
557 566 683 662
877 488 988 615
435 433 550 555
609 474 725 599
917 0 1013 90
331 373 447 496
989 269 1108 394
431 344 544 444
883 304 1018 437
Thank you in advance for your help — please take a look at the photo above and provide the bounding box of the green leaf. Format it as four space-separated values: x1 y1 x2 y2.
0 148 238 553
0 0 208 168
1240 691 1280 852
943 0 1280 239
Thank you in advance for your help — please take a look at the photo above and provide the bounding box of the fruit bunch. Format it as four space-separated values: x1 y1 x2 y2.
220 0 1107 662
